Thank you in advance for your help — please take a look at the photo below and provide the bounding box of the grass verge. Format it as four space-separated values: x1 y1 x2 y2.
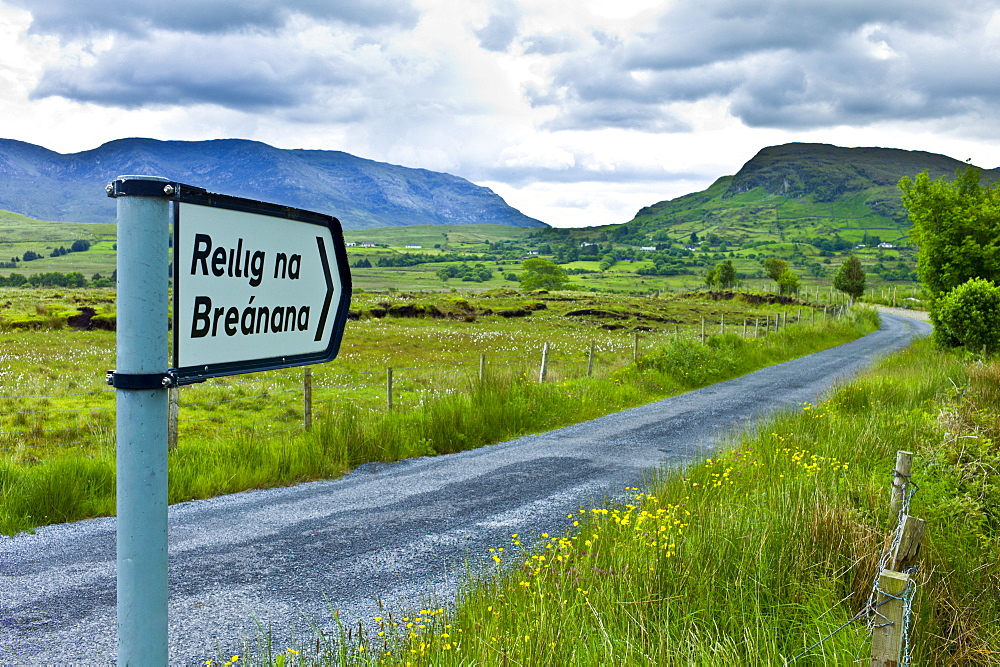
269 336 999 665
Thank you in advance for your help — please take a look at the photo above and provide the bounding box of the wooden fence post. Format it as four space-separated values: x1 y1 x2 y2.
167 387 179 451
479 354 486 382
743 318 747 337
891 515 927 572
720 313 725 336
871 570 911 666
587 341 595 377
870 450 926 666
891 450 913 517
539 342 549 382
303 367 313 431
633 331 639 363
386 367 394 410
700 318 706 344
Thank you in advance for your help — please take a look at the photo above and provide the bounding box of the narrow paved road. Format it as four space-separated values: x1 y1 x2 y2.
0 314 931 665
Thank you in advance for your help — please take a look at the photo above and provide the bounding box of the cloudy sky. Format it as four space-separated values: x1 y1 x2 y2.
1 0 999 227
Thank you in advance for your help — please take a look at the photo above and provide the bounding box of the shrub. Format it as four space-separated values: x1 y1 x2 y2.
932 277 1000 353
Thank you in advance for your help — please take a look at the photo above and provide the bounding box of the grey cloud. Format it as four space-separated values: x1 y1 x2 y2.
537 0 999 132
19 0 433 116
476 1 521 52
522 33 580 56
543 101 691 133
31 32 359 112
623 0 955 71
9 0 418 39
551 56 741 105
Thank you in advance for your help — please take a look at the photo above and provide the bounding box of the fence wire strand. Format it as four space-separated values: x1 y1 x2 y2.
786 469 920 665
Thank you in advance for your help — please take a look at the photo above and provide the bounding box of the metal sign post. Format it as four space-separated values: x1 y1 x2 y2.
105 176 351 664
110 175 171 665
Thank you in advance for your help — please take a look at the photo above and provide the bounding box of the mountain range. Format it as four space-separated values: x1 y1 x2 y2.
0 138 548 230
0 138 991 243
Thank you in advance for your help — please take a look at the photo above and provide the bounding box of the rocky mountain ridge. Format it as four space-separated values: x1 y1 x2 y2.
0 138 548 230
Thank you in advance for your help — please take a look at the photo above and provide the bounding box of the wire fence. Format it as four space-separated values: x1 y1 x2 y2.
787 453 923 665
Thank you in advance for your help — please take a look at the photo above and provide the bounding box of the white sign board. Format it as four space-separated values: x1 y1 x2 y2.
172 192 351 382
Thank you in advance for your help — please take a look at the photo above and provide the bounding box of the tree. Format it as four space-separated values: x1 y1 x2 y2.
900 165 1000 299
1 272 26 287
932 277 1000 352
704 265 719 288
777 268 800 295
520 257 569 290
717 259 737 288
833 255 866 302
763 257 788 282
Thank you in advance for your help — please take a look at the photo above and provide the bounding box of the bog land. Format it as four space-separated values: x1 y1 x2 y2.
1 283 870 535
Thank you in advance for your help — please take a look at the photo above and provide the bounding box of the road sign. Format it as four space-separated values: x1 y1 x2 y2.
105 176 351 663
171 185 352 383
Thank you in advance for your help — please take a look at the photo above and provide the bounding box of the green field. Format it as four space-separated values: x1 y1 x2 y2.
1 285 865 535
0 210 117 277
343 223 534 248
0 209 922 300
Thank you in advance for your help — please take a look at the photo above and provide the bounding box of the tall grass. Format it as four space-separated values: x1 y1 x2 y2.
286 337 998 665
0 312 878 536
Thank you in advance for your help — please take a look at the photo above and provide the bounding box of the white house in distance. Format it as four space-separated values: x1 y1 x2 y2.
361 242 376 248
640 246 656 251
405 244 422 249
878 242 895 249
345 242 357 247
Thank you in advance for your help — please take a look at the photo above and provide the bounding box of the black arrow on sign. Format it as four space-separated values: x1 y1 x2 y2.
314 236 334 343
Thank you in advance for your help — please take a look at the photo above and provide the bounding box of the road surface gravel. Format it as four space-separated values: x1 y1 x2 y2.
0 313 931 664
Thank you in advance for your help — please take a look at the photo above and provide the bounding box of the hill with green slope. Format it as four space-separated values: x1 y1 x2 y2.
627 143 999 246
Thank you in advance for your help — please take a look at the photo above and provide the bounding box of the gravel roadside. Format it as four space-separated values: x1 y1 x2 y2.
0 313 931 665
877 305 931 322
